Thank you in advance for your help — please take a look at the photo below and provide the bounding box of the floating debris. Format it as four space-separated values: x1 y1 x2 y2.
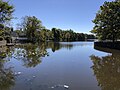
50 84 69 89
18 72 22 74
63 85 69 89
14 71 22 76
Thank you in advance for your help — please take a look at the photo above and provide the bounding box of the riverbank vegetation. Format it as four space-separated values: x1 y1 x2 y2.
15 16 95 42
91 0 120 42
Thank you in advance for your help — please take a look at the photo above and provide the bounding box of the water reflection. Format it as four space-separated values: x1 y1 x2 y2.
90 48 120 90
0 47 15 90
0 42 75 69
0 42 94 90
13 43 48 68
47 42 74 52
47 42 62 52
12 42 74 67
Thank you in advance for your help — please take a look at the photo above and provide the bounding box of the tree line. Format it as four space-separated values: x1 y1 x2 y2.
15 16 95 42
0 0 95 43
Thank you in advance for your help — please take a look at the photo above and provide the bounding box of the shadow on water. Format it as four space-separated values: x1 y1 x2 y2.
90 46 120 90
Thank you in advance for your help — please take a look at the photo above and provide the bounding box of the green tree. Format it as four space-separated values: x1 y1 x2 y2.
0 0 14 39
87 34 95 39
91 1 120 42
22 16 44 42
52 28 60 41
39 29 47 42
65 32 71 41
46 29 53 40
0 0 14 24
76 33 85 41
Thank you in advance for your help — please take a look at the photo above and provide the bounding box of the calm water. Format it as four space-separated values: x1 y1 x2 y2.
0 42 120 90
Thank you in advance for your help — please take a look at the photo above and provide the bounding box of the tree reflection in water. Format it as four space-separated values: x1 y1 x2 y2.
47 42 74 52
90 51 120 90
0 47 15 90
0 42 74 89
13 42 74 68
13 43 49 68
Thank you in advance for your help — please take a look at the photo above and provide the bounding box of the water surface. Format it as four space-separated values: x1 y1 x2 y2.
0 42 119 90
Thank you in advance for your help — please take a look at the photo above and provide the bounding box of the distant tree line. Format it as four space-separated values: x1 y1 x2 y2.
15 16 95 43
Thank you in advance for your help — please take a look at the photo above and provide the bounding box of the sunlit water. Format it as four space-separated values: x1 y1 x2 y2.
0 42 120 90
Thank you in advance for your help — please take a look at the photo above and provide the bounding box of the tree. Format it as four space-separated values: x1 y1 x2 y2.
0 0 14 39
65 32 71 41
39 29 47 42
0 0 14 24
91 1 120 42
77 33 85 41
21 16 44 42
52 28 60 41
86 34 95 39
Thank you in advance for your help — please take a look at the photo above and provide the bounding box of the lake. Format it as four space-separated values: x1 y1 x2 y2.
0 42 120 90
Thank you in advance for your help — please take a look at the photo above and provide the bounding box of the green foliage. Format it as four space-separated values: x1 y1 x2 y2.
0 0 14 41
0 0 14 24
91 1 120 42
14 29 22 36
52 28 60 41
51 28 88 42
16 22 95 42
17 15 95 42
21 16 44 42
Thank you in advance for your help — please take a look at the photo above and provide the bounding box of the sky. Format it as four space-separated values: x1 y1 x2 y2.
10 0 113 34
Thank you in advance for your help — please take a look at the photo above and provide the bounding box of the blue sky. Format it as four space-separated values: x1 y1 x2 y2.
11 0 113 33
